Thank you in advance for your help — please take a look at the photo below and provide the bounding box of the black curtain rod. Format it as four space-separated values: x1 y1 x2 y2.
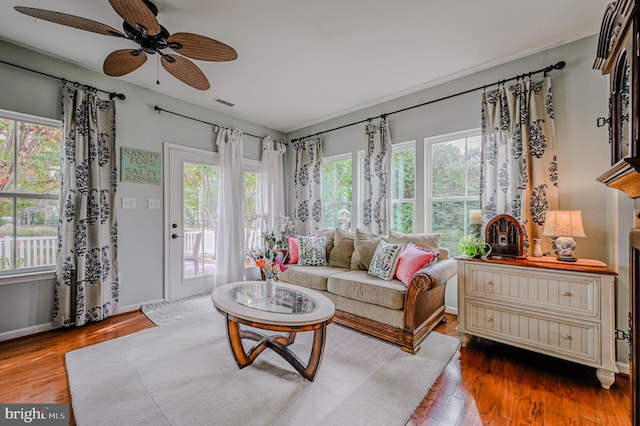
0 59 126 100
153 106 280 142
290 60 566 143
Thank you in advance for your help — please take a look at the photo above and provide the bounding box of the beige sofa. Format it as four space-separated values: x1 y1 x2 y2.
278 229 457 354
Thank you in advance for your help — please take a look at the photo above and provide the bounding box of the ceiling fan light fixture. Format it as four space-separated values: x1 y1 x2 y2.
15 0 236 90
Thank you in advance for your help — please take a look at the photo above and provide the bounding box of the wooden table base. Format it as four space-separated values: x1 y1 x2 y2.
224 313 330 381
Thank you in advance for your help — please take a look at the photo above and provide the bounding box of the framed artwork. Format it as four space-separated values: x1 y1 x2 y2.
272 249 289 264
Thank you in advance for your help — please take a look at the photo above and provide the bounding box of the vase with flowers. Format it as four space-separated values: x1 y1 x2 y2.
256 255 287 283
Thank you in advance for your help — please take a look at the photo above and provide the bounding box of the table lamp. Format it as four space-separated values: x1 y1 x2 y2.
337 208 351 230
542 210 586 262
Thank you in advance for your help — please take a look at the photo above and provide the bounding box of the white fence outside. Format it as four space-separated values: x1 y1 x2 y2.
0 236 57 269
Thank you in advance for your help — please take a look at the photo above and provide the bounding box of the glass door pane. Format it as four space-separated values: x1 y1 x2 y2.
183 162 219 279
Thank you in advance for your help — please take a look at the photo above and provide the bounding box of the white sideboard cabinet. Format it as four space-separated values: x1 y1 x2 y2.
456 256 618 389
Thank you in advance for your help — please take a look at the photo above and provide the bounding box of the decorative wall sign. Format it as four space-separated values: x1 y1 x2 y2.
121 147 161 184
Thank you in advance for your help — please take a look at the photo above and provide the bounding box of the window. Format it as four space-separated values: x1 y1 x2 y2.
321 154 352 229
0 110 62 273
243 166 262 264
391 142 416 233
427 130 481 256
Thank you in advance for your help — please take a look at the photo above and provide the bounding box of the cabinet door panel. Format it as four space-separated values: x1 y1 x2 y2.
466 301 599 365
465 264 598 318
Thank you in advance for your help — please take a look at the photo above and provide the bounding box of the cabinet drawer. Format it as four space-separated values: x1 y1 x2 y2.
464 263 599 318
465 301 600 364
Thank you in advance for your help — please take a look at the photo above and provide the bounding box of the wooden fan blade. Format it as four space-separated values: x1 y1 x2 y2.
108 0 160 36
103 49 147 77
14 6 125 37
167 33 238 62
161 55 210 90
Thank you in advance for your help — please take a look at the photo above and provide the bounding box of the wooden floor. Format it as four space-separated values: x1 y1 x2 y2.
0 312 631 425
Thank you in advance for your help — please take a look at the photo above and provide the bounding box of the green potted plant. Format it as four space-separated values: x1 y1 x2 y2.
458 235 492 260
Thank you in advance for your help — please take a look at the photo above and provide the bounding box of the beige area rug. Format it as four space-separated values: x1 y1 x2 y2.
66 313 459 426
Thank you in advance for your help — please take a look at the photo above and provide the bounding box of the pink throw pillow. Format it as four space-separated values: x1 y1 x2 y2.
395 243 439 285
287 236 299 264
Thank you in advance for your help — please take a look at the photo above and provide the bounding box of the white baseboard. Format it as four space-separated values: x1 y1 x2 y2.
0 322 54 342
0 298 165 343
617 361 630 376
445 306 458 316
118 298 165 314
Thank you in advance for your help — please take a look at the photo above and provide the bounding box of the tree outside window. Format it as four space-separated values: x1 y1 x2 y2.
321 155 352 229
428 131 481 256
0 112 61 272
391 142 416 233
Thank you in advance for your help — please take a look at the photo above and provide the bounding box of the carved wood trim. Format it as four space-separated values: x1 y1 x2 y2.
596 157 640 199
594 0 633 71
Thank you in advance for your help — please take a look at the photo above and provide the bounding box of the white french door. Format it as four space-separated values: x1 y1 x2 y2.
165 145 219 300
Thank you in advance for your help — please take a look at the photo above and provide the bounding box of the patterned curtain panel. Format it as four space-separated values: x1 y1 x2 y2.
54 87 118 327
293 138 322 235
362 118 392 235
216 127 245 284
260 136 286 220
480 76 559 254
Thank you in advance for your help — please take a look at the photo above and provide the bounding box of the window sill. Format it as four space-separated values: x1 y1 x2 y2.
0 270 56 286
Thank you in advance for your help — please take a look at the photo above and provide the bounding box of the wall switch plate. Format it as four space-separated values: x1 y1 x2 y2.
121 197 136 209
148 198 161 209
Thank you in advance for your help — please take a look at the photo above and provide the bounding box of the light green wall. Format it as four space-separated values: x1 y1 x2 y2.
1 35 631 365
0 39 283 336
286 35 630 363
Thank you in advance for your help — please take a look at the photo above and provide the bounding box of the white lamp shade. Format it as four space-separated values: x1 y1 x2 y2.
542 210 586 238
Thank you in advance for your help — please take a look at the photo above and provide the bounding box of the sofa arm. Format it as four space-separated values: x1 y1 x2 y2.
409 258 457 291
403 258 457 335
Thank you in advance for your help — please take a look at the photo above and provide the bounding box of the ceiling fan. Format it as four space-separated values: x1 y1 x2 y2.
14 0 238 90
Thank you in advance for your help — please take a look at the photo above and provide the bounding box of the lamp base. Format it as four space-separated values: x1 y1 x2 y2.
556 254 578 262
554 236 577 262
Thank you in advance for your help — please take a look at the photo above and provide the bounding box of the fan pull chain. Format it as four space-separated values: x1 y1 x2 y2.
156 55 160 85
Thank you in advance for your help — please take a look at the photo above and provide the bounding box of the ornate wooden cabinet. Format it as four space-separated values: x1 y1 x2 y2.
595 0 640 197
594 0 640 421
456 257 618 389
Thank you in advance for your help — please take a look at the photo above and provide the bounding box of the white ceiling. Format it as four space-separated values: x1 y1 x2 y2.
0 0 610 133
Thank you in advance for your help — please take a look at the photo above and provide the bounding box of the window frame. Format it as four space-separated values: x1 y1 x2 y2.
0 109 62 284
391 140 416 233
321 152 353 230
425 129 482 253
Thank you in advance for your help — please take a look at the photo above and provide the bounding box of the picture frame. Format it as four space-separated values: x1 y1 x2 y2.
271 248 289 264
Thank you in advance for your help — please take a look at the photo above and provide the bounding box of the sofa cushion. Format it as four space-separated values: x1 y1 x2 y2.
327 270 406 310
287 236 299 264
395 243 440 285
298 236 327 266
278 265 349 291
368 240 404 280
350 228 385 270
388 230 441 252
328 228 355 268
315 228 335 260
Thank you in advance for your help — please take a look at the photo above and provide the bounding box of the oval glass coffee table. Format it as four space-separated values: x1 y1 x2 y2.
211 281 335 381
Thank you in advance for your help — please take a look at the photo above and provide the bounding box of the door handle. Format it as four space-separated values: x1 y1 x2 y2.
171 233 183 239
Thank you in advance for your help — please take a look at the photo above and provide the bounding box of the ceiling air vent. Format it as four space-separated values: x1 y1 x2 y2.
214 98 234 107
